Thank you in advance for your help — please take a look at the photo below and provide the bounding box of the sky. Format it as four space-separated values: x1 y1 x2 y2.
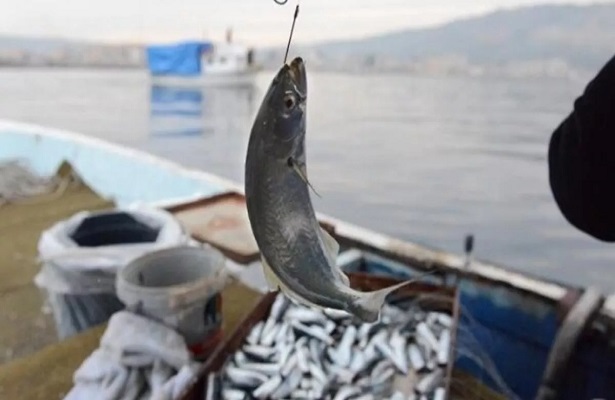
0 0 610 46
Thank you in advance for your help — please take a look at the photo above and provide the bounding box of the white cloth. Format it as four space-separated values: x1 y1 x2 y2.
64 311 201 400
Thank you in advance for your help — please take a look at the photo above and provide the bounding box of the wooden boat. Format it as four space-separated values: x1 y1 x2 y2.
1 119 614 400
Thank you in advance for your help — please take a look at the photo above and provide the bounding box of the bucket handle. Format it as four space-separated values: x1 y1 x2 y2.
168 269 231 309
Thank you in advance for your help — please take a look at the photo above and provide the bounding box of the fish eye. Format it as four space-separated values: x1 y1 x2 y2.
283 93 296 110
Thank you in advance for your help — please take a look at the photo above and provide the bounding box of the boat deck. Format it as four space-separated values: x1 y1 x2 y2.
0 162 506 400
0 162 114 365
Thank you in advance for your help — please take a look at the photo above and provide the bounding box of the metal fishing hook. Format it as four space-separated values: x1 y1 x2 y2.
273 0 289 4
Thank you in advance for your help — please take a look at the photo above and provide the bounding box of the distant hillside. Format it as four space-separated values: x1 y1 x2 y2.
310 3 615 70
0 35 92 53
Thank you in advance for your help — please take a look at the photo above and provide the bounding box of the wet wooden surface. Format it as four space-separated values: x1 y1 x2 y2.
166 192 260 264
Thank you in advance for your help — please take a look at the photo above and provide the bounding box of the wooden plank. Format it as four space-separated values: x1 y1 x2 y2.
166 192 260 264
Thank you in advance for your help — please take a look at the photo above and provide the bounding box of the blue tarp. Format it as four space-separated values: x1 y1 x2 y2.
146 41 213 76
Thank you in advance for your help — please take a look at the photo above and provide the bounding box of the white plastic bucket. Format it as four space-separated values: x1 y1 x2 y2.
35 206 193 339
116 245 229 353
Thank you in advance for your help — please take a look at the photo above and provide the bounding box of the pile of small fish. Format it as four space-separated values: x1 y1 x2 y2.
204 293 453 400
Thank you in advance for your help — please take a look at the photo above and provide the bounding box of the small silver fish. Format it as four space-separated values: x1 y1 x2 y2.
204 373 220 400
243 344 276 361
296 344 310 372
389 391 405 400
433 387 446 400
261 323 281 346
272 368 303 399
437 329 451 365
389 330 409 373
291 320 334 345
371 359 391 380
416 322 439 351
436 313 453 328
308 339 324 364
225 366 269 387
354 394 375 400
281 353 298 376
253 375 282 399
375 336 408 374
309 361 328 384
270 293 291 321
324 308 352 320
260 317 277 345
332 385 360 400
238 361 281 376
333 325 357 367
290 389 319 399
276 343 293 367
416 368 444 394
275 322 290 344
349 351 367 373
246 321 265 345
408 343 426 371
328 363 355 384
222 388 248 400
372 366 395 385
234 351 249 366
287 307 328 324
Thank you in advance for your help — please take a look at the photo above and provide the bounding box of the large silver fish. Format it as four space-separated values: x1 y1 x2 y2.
244 57 412 323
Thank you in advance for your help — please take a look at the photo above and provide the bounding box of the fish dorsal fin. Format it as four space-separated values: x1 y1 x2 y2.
319 227 350 286
288 157 321 198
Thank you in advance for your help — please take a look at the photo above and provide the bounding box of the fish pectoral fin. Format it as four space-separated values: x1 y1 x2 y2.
318 226 350 286
319 226 340 263
260 256 281 291
289 157 321 198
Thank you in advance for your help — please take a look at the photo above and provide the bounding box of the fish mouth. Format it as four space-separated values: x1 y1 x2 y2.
288 57 306 97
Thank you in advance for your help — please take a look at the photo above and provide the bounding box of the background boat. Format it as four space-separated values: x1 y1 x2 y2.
146 30 261 89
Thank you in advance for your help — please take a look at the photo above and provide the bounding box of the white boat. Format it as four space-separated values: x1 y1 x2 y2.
2 119 615 400
146 31 261 89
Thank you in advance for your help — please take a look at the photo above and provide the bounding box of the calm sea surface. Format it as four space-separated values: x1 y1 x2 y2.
1 68 613 291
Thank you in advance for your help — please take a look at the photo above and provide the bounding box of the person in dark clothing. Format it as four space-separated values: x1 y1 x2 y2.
549 54 615 242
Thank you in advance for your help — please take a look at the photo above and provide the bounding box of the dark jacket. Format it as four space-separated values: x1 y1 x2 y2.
549 54 615 241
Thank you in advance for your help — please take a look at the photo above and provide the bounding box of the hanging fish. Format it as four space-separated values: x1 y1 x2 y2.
244 57 417 322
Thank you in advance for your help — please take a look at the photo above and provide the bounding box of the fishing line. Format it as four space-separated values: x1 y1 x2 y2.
283 3 300 64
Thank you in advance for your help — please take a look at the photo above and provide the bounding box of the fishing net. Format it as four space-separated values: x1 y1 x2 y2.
454 303 523 400
399 292 522 400
0 160 72 207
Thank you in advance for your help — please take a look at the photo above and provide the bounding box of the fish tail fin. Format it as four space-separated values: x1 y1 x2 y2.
348 272 436 323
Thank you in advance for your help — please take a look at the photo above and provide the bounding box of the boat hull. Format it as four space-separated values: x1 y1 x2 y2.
149 70 258 89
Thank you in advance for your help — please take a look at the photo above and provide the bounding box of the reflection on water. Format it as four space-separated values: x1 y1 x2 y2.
148 84 257 138
149 86 206 137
